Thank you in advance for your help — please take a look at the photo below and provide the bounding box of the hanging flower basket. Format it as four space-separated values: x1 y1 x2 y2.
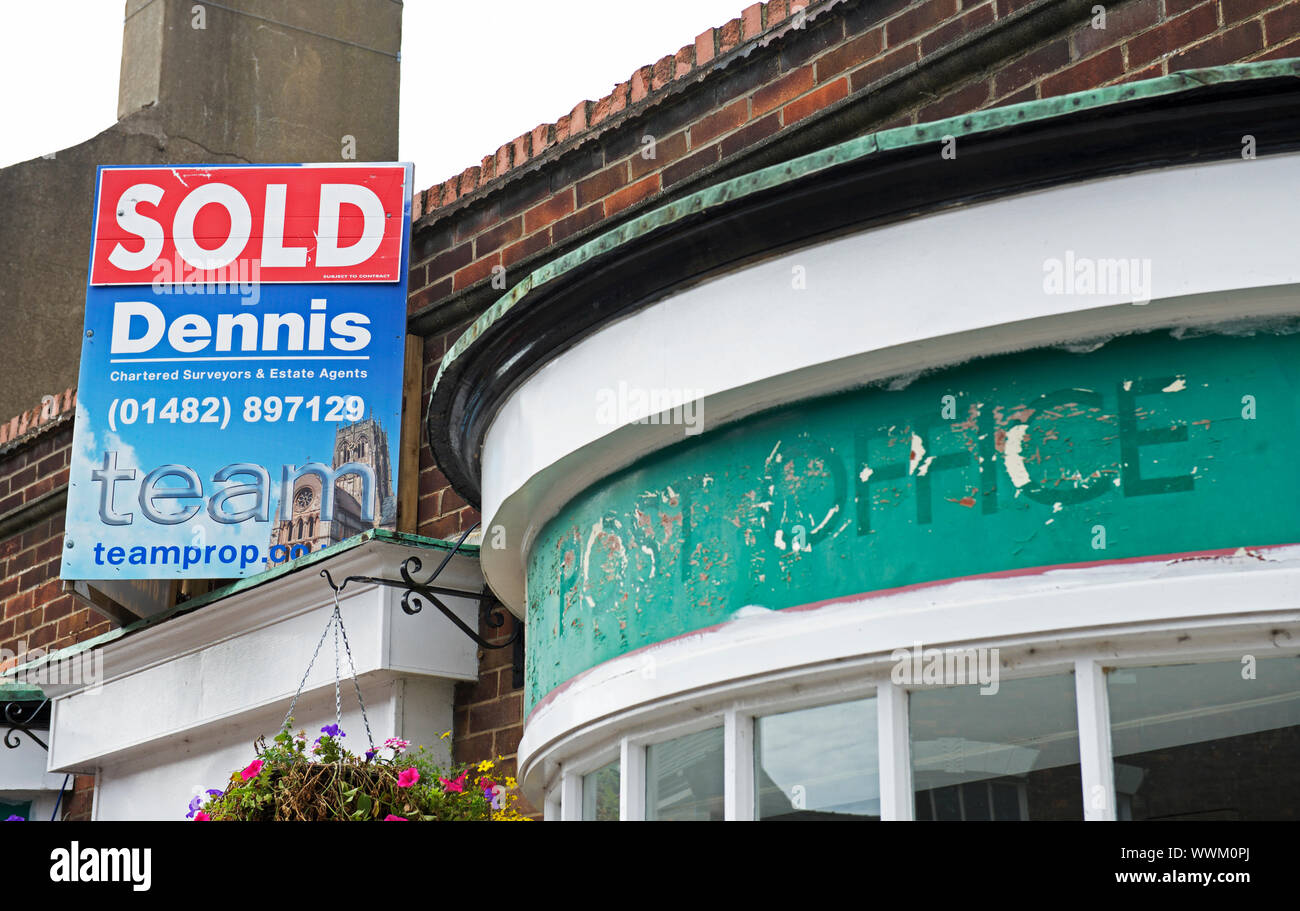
189 585 528 821
191 723 529 821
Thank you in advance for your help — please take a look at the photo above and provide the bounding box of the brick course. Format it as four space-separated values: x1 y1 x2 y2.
0 412 106 821
451 607 537 818
409 0 1300 332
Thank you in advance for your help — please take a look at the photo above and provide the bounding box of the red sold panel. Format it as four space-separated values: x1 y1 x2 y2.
90 164 408 285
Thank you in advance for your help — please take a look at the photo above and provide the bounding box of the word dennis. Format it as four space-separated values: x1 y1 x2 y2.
110 297 370 356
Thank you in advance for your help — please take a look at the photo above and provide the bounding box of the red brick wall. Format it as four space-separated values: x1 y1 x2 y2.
0 417 110 820
416 328 481 540
0 426 110 658
932 0 1300 114
451 605 535 816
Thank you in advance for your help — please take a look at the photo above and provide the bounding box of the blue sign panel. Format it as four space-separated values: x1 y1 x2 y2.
61 163 414 579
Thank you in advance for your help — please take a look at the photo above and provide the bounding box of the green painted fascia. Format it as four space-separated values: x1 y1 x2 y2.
523 329 1300 709
0 530 479 684
434 59 1300 392
0 682 45 701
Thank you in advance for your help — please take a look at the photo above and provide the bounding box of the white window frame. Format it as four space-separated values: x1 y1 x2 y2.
551 628 1297 820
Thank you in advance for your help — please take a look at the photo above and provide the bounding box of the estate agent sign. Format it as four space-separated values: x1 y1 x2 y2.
62 163 413 580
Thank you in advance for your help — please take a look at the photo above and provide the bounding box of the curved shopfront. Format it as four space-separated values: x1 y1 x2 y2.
429 65 1300 821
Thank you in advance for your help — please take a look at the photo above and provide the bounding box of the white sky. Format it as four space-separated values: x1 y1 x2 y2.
0 0 752 191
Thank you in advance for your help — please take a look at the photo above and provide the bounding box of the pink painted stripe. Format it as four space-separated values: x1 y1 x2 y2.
525 541 1297 723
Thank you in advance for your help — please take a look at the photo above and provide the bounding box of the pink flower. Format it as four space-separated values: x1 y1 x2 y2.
397 767 420 788
437 771 466 793
240 759 264 780
193 811 211 821
384 814 407 821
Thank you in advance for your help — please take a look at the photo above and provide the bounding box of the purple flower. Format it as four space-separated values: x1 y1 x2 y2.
206 789 223 799
320 724 345 739
186 795 204 819
364 748 378 761
4 815 23 821
482 780 505 810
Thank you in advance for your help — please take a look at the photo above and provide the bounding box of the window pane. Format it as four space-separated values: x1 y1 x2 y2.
755 697 879 820
0 800 31 821
581 760 620 821
910 673 1083 820
646 727 724 820
1108 656 1300 821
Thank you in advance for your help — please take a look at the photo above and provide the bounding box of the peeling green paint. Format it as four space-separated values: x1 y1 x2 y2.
436 60 1300 392
524 329 1300 711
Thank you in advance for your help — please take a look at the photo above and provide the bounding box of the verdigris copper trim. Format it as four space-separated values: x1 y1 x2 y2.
435 61 1300 391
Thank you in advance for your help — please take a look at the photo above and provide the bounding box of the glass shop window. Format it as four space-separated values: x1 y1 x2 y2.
581 760 620 821
1107 656 1300 821
755 697 880 820
645 727 725 820
910 673 1083 820
0 800 31 821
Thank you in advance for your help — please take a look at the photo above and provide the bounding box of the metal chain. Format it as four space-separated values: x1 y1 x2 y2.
332 596 342 762
281 608 336 732
336 599 376 752
279 589 376 756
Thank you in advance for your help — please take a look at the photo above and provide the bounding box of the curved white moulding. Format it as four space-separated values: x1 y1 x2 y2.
480 153 1300 612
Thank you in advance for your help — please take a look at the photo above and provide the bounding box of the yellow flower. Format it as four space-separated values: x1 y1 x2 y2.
491 806 533 821
439 730 452 741
476 759 494 772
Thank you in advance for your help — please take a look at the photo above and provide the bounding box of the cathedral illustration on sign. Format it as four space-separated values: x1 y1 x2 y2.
267 416 397 564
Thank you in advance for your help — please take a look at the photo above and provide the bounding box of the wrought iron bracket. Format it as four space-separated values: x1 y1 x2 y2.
320 523 520 652
3 699 49 752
